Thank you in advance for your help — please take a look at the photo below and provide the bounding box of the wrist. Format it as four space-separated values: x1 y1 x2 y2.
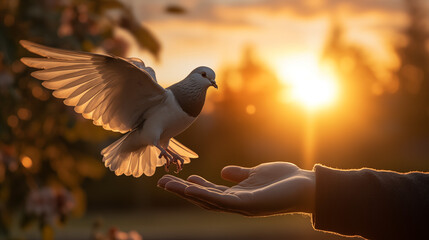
300 169 316 214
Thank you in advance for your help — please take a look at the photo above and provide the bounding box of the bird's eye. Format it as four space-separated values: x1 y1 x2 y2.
201 72 207 78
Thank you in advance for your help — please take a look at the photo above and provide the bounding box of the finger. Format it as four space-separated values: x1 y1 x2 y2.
163 179 220 207
158 174 183 188
157 175 173 188
159 176 242 213
160 175 223 194
161 174 184 182
165 181 250 216
164 180 188 192
158 174 195 188
187 175 229 191
221 166 252 183
164 181 226 211
185 185 241 209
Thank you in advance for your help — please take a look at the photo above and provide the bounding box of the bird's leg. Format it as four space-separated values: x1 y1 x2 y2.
166 149 185 173
155 145 173 172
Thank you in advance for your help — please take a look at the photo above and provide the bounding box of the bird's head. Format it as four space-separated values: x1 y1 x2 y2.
190 66 217 90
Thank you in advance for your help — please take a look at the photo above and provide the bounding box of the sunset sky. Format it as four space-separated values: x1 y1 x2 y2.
123 0 419 109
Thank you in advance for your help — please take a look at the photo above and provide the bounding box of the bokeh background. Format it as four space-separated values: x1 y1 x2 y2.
1 0 429 239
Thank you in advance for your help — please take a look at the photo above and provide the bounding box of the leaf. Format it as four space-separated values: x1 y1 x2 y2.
0 27 17 64
165 5 187 14
99 0 124 9
119 15 161 59
90 0 125 14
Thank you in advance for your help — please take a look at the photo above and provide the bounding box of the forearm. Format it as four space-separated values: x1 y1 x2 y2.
312 164 429 239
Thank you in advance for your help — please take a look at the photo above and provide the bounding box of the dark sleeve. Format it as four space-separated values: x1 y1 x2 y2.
312 164 429 240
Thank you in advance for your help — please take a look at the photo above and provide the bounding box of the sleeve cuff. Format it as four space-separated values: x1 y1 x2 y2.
311 164 375 237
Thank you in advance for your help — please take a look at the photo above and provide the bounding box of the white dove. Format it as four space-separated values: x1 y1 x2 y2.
20 40 217 177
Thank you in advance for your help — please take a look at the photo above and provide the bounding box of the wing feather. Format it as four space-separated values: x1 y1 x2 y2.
169 138 198 158
20 40 166 133
41 73 99 89
83 87 113 115
56 74 101 90
32 69 97 81
21 57 103 68
20 40 97 60
168 138 198 164
76 83 105 107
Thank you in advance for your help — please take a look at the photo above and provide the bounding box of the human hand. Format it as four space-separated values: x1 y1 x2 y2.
158 162 315 216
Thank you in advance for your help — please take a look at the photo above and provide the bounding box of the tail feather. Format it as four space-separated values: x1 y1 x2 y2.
143 147 158 176
101 134 128 156
136 149 146 176
102 134 166 177
101 136 199 177
121 150 141 177
127 151 140 176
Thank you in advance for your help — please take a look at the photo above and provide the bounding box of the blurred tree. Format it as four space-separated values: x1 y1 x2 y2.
319 4 429 172
395 0 429 137
322 22 378 101
0 0 160 238
307 21 392 170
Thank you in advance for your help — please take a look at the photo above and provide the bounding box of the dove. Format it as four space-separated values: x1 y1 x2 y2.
20 40 217 177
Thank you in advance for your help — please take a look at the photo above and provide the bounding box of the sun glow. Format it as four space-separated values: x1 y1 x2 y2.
276 53 339 110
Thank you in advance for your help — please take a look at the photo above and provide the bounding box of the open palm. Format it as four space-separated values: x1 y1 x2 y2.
158 162 315 216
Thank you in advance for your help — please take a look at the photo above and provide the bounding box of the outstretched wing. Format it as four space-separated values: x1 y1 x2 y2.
20 40 166 133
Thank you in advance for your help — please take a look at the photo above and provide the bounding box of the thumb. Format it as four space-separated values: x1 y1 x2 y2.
221 166 252 183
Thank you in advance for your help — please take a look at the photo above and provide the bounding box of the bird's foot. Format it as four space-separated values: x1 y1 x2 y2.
173 156 184 173
166 150 185 173
157 148 173 172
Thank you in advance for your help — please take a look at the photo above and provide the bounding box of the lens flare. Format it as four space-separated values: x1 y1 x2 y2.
21 156 33 168
276 53 339 110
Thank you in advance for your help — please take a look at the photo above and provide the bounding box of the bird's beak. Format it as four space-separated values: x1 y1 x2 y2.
211 80 218 89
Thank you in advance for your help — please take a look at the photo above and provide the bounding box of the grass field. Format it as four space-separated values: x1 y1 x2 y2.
11 208 363 240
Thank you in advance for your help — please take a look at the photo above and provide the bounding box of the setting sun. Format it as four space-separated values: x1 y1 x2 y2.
276 53 339 110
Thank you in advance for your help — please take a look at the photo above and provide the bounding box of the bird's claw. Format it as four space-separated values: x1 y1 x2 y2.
159 148 185 173
158 149 173 172
171 154 184 173
173 159 183 173
167 150 185 173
